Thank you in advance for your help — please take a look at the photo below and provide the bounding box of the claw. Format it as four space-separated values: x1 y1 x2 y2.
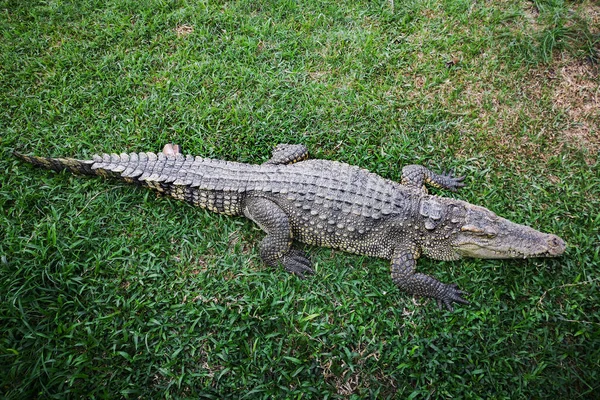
436 168 466 192
287 249 308 259
437 283 469 311
291 255 312 268
291 270 306 280
437 299 454 311
282 250 314 278
286 249 313 268
284 260 314 279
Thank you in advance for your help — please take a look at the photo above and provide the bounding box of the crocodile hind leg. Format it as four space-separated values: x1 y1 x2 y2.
263 144 309 165
243 196 314 278
401 165 465 193
391 245 469 311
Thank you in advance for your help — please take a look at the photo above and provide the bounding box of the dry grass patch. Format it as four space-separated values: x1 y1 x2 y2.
417 64 563 163
552 57 599 155
579 0 600 35
175 24 194 37
424 50 598 163
319 342 390 396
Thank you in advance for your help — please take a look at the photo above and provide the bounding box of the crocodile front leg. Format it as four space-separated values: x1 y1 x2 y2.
391 245 469 311
401 165 465 193
243 196 315 278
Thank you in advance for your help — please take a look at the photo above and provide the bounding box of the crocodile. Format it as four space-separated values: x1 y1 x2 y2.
14 144 566 310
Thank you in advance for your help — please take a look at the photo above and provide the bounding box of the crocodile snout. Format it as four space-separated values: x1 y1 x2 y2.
547 235 566 257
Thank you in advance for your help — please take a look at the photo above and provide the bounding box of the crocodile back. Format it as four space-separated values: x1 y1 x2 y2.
259 160 415 256
85 154 415 242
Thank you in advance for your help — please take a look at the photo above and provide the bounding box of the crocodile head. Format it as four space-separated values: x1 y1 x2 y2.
451 203 566 259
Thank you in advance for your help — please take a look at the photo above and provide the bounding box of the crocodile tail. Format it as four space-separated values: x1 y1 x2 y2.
13 151 97 175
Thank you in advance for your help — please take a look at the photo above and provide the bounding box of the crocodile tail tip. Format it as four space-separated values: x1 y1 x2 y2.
13 150 95 175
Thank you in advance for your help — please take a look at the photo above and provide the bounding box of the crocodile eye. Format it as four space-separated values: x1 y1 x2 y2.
461 224 497 238
461 224 483 234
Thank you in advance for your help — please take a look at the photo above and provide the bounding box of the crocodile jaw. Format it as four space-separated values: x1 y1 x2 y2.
452 204 566 259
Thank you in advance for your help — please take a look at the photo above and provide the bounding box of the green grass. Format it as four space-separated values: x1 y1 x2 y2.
1 0 599 398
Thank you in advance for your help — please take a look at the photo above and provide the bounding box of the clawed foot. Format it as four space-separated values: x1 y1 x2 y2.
436 283 469 311
282 249 314 279
440 169 465 192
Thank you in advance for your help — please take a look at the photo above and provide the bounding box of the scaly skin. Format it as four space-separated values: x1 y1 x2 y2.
14 144 566 310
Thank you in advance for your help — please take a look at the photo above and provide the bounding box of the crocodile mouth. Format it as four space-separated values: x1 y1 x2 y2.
453 205 566 259
455 233 566 259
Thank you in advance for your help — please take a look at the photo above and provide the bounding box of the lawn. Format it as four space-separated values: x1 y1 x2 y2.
1 0 599 398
